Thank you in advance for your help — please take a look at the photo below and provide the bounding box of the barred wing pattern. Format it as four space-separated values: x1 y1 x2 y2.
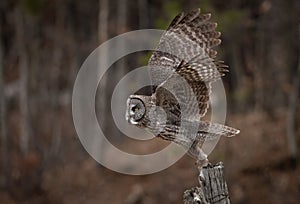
149 8 228 120
149 8 227 86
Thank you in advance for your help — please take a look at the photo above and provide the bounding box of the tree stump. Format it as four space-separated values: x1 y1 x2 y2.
183 162 230 204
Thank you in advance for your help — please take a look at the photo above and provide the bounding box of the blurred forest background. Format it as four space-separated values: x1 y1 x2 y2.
0 0 300 203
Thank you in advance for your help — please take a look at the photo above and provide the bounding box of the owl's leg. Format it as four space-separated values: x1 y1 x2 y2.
188 141 209 168
188 141 209 185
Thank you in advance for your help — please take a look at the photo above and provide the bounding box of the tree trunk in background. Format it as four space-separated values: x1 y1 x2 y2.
48 1 64 156
259 0 295 117
0 23 8 188
15 9 30 154
99 0 108 43
229 41 244 111
95 0 109 159
117 0 127 33
138 0 148 28
286 25 300 162
108 0 127 141
254 17 266 111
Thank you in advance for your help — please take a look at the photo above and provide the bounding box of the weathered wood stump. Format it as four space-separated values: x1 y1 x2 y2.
183 162 230 204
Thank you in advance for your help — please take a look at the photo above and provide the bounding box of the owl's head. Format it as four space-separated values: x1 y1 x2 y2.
126 95 147 125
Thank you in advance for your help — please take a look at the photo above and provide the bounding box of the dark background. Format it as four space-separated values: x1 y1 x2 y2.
0 0 300 203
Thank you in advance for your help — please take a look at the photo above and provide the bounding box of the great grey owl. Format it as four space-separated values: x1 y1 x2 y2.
125 8 239 168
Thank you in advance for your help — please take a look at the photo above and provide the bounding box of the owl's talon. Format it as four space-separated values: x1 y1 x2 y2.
206 162 212 168
196 158 209 169
198 170 206 186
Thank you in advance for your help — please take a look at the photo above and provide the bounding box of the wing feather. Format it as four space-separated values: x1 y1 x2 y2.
149 9 230 119
149 9 226 88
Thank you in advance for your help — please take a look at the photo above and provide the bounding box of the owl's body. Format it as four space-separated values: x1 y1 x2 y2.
126 8 239 167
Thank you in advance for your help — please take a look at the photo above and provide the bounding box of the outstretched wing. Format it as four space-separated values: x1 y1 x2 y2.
155 121 239 149
149 8 226 88
150 8 228 119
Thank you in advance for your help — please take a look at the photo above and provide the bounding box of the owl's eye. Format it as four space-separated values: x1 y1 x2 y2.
131 105 139 112
127 97 145 123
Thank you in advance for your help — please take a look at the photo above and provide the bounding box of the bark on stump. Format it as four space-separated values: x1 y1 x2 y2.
183 162 230 204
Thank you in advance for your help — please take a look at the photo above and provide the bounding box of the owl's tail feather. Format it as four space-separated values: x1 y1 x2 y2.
198 121 240 139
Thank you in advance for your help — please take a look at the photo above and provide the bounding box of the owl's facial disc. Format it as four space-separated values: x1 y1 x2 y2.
126 96 146 125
